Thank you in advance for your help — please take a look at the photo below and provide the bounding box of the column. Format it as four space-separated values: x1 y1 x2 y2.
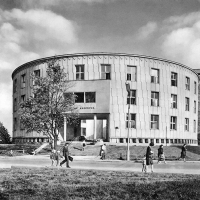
64 116 67 141
93 114 97 140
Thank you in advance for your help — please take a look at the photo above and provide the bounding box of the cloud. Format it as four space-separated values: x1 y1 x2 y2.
161 11 200 68
136 21 157 40
0 8 78 134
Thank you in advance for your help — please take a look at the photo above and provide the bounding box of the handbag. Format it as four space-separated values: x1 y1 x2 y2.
68 155 73 162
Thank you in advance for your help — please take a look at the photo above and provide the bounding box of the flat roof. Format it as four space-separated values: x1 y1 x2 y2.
12 52 200 80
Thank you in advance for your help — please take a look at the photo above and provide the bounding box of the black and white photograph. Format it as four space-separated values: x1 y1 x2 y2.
0 0 200 199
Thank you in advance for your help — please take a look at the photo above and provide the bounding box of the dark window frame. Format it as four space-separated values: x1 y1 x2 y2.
75 65 85 80
101 64 111 80
171 72 178 87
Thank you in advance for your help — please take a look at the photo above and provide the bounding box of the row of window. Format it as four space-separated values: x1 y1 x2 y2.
126 113 197 132
119 138 197 144
13 70 40 92
13 92 96 111
13 90 197 113
128 90 197 112
14 114 196 132
13 67 197 95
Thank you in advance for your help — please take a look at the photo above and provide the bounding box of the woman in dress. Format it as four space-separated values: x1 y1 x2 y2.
180 144 187 162
146 143 154 173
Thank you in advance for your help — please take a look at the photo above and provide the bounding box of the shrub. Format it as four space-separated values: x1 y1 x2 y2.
0 122 11 144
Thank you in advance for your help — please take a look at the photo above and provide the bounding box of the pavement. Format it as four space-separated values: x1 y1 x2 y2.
1 155 200 174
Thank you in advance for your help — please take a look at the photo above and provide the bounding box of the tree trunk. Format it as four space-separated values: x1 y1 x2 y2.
54 135 57 150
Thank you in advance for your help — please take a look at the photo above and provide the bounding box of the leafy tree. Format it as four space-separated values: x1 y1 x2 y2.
19 58 79 149
0 122 11 144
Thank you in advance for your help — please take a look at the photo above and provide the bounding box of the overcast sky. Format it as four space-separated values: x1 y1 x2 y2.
0 0 200 135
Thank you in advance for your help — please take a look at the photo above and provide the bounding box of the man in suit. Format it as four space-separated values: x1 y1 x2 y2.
60 142 70 168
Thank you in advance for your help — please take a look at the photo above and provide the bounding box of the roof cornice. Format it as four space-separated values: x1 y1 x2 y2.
11 52 199 80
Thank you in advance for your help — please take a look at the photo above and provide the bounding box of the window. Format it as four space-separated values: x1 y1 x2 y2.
194 120 196 133
33 70 40 85
170 139 173 143
13 79 17 93
145 139 148 143
21 95 25 103
85 92 95 103
126 113 136 128
185 77 190 90
185 118 189 131
194 101 196 113
14 98 17 111
81 128 86 136
75 65 84 80
151 115 159 129
21 74 26 88
127 65 136 81
34 69 40 77
139 139 143 143
151 92 159 106
132 138 136 143
161 139 164 143
127 90 136 105
14 118 17 131
74 92 96 103
171 94 177 109
120 138 124 143
151 68 159 83
20 119 25 130
156 139 159 143
101 64 111 80
170 116 177 130
82 120 86 123
74 92 84 103
171 72 177 86
185 97 189 111
194 81 197 94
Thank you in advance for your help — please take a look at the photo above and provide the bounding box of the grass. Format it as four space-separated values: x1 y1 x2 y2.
0 168 200 199
1 143 200 161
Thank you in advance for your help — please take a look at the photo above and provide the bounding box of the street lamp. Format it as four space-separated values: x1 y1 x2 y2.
125 82 131 161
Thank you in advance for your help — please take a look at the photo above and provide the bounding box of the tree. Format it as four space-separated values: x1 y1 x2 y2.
19 58 79 149
0 122 11 144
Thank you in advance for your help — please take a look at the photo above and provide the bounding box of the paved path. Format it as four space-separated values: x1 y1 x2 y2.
1 155 200 174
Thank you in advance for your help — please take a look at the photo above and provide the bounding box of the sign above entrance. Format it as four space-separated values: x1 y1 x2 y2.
80 107 95 109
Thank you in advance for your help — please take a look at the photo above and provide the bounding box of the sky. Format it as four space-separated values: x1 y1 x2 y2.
0 0 200 135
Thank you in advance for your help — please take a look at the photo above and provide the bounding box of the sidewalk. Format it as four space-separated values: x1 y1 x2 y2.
1 155 200 174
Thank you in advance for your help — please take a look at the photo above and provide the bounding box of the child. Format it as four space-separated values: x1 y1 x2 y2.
82 140 86 151
50 149 62 166
142 155 147 173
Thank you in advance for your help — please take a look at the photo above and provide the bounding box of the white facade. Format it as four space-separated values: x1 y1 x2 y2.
12 53 199 145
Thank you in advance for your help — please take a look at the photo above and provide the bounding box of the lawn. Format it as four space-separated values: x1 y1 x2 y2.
0 168 200 199
1 143 200 161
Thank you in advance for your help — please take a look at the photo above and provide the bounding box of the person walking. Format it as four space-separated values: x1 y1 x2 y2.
60 143 70 168
157 144 166 164
100 144 107 160
146 143 154 173
180 143 187 162
82 140 86 151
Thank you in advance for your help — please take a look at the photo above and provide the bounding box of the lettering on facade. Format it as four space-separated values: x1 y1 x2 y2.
80 107 95 109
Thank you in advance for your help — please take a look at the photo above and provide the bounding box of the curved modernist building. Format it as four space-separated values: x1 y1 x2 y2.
12 53 199 145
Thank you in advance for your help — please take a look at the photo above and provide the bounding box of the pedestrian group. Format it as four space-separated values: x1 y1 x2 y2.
49 139 187 172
